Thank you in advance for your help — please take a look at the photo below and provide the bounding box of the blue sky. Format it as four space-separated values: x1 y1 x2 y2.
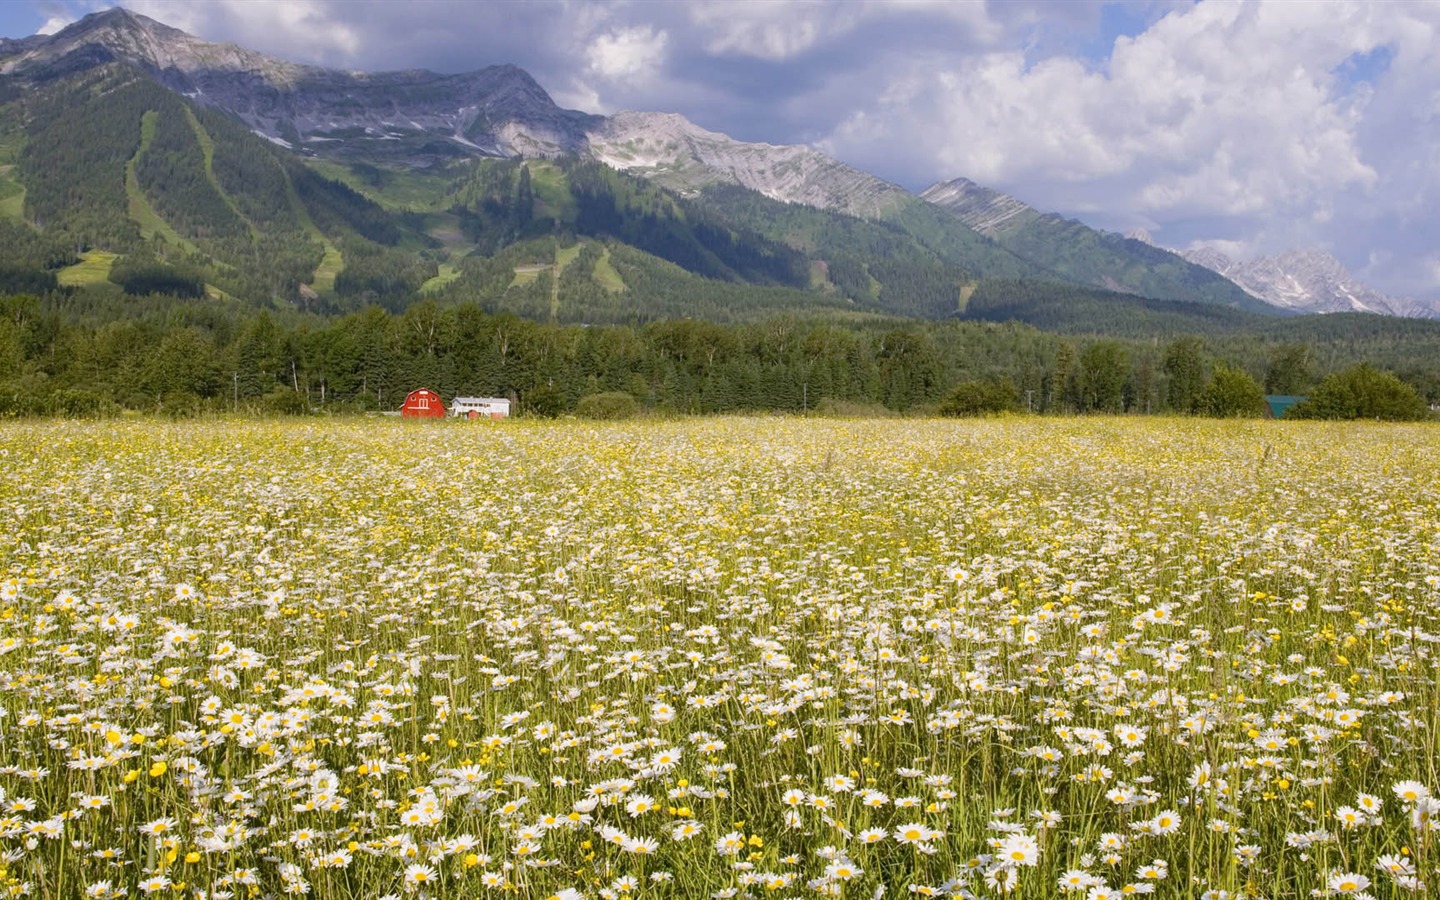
5 0 1439 303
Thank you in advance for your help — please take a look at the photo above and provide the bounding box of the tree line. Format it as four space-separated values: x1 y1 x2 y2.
0 293 1432 420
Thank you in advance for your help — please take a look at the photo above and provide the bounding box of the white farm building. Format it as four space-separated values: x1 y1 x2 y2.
451 397 510 419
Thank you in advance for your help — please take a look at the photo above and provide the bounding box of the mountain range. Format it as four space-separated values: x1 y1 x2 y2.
0 8 1430 324
1178 246 1434 318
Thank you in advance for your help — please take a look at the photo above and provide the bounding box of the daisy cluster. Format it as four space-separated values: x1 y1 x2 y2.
0 417 1437 900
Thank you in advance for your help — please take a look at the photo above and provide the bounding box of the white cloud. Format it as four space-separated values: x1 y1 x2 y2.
689 0 850 61
833 2 1383 213
687 0 998 62
125 0 360 64
555 24 670 114
586 25 667 84
819 0 1440 299
36 14 75 34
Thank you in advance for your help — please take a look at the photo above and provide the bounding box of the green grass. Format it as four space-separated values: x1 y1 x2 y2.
422 212 471 251
957 281 977 313
509 263 548 287
0 136 20 166
418 264 461 295
0 172 23 222
304 237 343 295
183 107 260 243
555 242 583 270
304 159 458 211
204 282 237 302
506 243 590 318
593 245 626 292
281 162 342 295
0 129 25 221
56 250 119 287
126 111 204 256
549 244 587 319
807 259 833 292
524 160 577 221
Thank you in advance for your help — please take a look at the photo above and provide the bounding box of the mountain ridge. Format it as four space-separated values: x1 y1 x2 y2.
2 9 600 161
920 177 1273 313
11 7 1411 326
1181 247 1438 319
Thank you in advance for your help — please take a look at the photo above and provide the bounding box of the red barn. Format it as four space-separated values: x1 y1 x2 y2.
401 388 446 418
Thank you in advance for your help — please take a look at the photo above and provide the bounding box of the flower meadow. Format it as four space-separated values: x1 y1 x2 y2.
1 417 1438 900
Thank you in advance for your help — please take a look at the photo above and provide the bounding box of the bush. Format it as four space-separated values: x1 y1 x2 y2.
1288 365 1430 421
813 398 896 418
523 384 565 418
1199 365 1266 418
262 389 311 416
938 377 1019 417
46 388 119 419
575 391 639 420
158 391 205 419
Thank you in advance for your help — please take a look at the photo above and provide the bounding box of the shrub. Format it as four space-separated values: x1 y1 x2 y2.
46 388 119 419
939 378 1019 417
813 398 896 418
158 391 205 419
523 384 565 418
575 391 639 420
1199 365 1266 418
262 390 311 416
1288 365 1430 421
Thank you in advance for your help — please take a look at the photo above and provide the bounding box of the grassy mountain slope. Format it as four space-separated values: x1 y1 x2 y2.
0 63 438 309
923 179 1272 312
999 216 1275 312
959 279 1271 337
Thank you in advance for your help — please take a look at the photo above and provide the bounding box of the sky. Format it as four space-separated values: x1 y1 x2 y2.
4 0 1439 303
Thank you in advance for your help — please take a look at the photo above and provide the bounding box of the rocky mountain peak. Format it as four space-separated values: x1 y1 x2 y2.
2 9 596 161
1180 246 1234 273
586 110 910 218
2 8 303 81
1181 246 1436 318
919 178 1034 235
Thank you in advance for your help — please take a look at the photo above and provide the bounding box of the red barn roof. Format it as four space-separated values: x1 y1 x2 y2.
401 388 446 418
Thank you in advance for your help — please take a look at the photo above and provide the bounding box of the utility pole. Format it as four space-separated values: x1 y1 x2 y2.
233 372 238 413
1026 389 1034 413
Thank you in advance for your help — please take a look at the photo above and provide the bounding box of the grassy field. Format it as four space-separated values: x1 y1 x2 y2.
510 263 548 287
304 159 459 212
0 133 24 222
126 111 204 257
0 417 1436 900
526 160 578 222
594 245 626 292
55 249 120 287
0 172 23 221
282 164 342 295
183 107 260 244
419 263 462 295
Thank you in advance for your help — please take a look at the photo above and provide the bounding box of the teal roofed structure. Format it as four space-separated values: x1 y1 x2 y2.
1265 395 1305 419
